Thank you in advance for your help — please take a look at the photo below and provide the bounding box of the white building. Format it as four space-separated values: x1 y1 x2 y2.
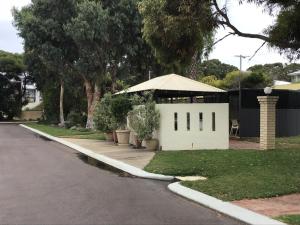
120 74 229 151
288 70 300 83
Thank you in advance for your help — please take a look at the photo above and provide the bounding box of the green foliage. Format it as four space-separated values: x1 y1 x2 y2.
111 94 132 129
41 79 86 124
242 71 271 88
66 111 86 128
64 0 109 80
197 59 238 79
145 147 300 201
0 50 24 120
139 0 215 72
200 75 222 88
128 94 160 140
247 63 300 81
139 0 300 63
266 2 300 60
94 93 117 132
200 70 271 90
221 71 248 89
276 215 300 225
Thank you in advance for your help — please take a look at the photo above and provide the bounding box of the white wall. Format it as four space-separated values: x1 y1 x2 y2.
155 103 229 151
292 75 300 83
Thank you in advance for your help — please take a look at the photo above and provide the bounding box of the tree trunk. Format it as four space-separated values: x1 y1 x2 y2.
84 79 101 129
59 79 65 127
188 52 199 80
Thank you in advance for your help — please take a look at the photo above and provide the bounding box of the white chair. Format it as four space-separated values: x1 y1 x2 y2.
230 119 239 136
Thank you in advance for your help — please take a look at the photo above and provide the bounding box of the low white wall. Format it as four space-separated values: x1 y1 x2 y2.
155 103 229 151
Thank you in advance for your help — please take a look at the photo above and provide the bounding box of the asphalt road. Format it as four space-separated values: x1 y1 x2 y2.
0 124 242 225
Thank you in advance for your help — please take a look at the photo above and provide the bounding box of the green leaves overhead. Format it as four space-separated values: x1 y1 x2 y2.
64 1 109 78
139 0 215 72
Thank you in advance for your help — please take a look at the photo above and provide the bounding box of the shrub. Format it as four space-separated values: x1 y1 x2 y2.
128 95 160 140
94 93 117 132
66 111 85 128
111 94 132 129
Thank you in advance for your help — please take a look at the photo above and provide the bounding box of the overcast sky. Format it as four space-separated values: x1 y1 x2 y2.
0 0 299 70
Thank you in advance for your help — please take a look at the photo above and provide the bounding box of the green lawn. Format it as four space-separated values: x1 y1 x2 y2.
277 136 300 149
145 147 300 201
276 215 300 225
26 123 105 140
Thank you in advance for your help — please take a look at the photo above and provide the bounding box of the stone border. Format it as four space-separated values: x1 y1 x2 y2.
20 124 174 181
168 182 286 225
20 124 287 225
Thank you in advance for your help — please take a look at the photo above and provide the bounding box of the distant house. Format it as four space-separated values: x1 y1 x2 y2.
272 70 300 91
19 75 42 110
24 84 42 104
289 70 300 83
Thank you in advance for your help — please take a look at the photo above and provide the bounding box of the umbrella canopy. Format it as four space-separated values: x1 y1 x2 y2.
117 74 225 94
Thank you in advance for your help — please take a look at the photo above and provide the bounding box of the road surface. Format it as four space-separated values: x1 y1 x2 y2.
0 124 242 224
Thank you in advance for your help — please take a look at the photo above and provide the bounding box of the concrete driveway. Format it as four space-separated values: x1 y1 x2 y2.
0 124 242 225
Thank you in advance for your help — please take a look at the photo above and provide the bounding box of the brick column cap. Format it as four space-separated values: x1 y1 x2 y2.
257 96 279 104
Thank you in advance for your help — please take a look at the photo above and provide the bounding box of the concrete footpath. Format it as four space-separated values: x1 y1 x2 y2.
20 124 286 225
63 138 155 169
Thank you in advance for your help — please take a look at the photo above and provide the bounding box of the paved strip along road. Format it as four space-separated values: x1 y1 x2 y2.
0 125 242 224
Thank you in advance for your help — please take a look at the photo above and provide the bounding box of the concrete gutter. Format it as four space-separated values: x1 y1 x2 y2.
20 124 174 181
20 124 287 225
168 182 286 225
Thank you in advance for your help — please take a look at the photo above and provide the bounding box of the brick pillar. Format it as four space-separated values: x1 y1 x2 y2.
257 96 279 150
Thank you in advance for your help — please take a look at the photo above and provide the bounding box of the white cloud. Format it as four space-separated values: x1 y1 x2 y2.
0 0 31 21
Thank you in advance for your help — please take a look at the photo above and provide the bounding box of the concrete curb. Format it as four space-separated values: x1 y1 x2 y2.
19 124 287 225
168 182 286 225
20 124 174 181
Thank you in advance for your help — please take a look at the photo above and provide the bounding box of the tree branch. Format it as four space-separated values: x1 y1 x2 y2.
212 0 269 42
212 0 300 52
248 41 266 61
212 33 234 46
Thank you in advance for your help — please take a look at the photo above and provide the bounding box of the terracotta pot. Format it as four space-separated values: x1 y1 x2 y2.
104 132 114 142
145 139 158 151
116 130 130 145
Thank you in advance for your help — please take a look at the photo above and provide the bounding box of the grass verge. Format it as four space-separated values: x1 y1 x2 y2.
25 123 105 140
276 215 300 225
145 149 300 201
277 136 300 149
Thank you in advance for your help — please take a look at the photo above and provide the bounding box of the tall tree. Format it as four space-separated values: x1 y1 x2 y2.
139 0 300 67
64 0 109 128
139 0 216 73
13 0 78 126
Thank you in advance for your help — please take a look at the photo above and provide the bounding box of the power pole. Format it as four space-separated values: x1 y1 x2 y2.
234 55 249 90
234 55 249 129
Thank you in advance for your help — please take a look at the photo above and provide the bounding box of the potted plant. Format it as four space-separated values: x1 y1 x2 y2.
111 94 132 145
128 110 142 148
94 93 117 141
128 95 160 151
